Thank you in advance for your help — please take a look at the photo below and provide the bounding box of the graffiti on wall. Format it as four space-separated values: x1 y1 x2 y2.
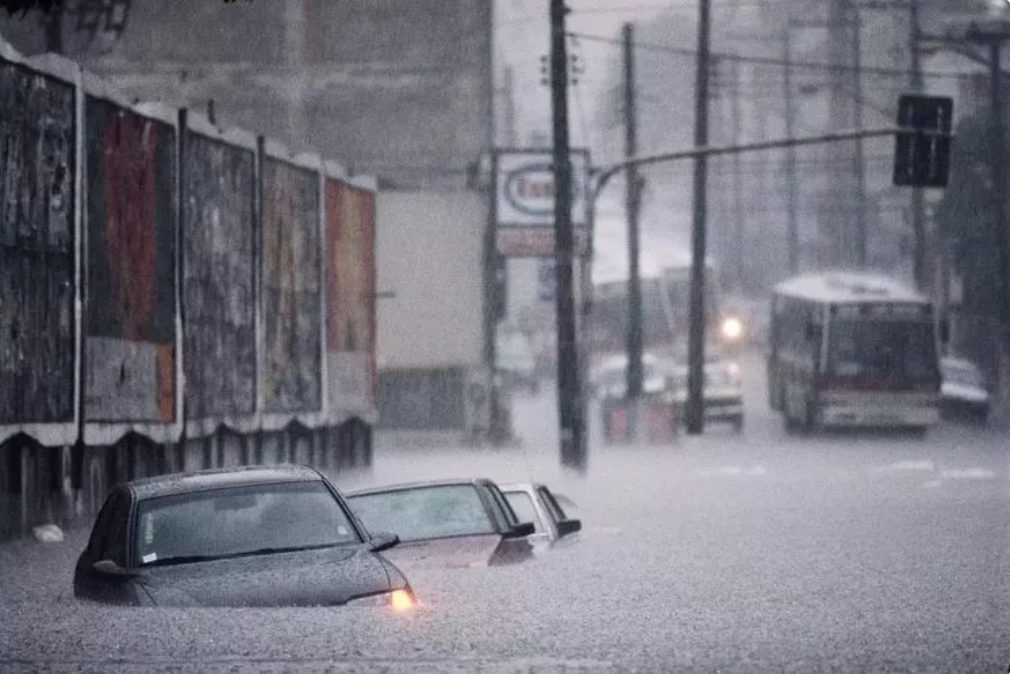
325 181 376 414
183 132 257 420
262 157 321 414
0 62 75 426
85 98 176 423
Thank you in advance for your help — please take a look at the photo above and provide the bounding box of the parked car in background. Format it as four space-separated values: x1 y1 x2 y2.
499 483 581 549
940 356 990 423
346 479 535 568
74 466 414 609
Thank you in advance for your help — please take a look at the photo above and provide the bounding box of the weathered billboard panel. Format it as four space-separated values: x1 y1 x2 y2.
182 125 257 426
84 96 176 425
0 58 76 430
325 178 377 418
261 152 321 416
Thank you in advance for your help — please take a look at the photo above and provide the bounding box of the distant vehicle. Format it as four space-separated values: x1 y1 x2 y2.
588 249 722 365
767 272 941 433
940 356 990 423
73 466 414 609
590 351 744 431
346 479 536 568
499 483 582 547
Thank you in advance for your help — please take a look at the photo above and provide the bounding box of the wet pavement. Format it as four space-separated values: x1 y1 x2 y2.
1 354 1007 672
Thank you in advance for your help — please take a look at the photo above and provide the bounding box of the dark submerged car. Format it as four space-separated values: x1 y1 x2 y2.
74 465 415 609
346 479 536 568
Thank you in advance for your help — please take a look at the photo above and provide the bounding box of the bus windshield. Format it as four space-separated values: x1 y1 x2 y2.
827 319 938 388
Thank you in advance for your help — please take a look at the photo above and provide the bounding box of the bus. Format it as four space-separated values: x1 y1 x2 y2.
767 272 941 432
587 251 723 365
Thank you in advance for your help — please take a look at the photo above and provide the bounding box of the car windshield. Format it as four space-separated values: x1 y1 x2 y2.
134 482 361 566
504 491 543 533
348 485 495 542
827 319 938 384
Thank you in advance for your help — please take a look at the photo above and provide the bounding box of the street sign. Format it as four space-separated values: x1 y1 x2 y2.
893 95 953 188
494 149 591 257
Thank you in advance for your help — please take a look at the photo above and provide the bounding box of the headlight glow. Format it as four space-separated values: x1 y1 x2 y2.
347 588 416 611
721 317 743 341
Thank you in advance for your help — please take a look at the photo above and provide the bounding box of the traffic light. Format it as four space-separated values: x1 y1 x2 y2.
893 94 953 188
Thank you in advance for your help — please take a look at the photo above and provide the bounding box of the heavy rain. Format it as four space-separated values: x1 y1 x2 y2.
0 1 1008 672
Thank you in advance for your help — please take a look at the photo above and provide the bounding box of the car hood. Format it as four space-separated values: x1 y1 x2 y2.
378 534 533 568
137 545 399 607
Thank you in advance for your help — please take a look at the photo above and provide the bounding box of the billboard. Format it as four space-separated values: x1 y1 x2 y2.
0 59 76 430
325 177 376 417
494 149 590 258
182 124 257 426
261 152 322 415
84 96 177 425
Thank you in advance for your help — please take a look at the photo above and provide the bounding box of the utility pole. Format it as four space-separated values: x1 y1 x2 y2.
549 0 584 470
991 39 1010 391
783 28 800 276
686 0 712 435
730 58 744 291
851 6 868 269
623 23 644 436
908 0 927 289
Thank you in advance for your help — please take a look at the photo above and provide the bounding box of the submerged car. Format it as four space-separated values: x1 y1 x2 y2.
74 465 415 609
940 356 990 423
346 479 535 568
499 482 581 548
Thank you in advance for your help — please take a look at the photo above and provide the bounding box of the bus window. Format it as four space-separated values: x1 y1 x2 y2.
827 319 938 386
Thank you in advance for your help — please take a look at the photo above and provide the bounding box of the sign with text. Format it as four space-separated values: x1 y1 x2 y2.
494 149 590 257
496 227 590 257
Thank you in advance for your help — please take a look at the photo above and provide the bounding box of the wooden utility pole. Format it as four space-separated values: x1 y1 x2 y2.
685 0 712 435
622 23 644 434
908 0 927 289
549 0 584 470
783 28 800 276
730 58 744 291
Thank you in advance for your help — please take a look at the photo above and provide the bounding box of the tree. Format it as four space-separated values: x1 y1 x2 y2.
934 113 1009 318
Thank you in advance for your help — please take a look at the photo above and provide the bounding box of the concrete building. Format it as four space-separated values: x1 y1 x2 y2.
0 0 494 190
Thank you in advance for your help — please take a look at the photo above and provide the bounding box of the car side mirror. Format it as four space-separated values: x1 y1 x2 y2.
93 560 139 578
556 518 582 537
367 532 400 553
505 521 536 538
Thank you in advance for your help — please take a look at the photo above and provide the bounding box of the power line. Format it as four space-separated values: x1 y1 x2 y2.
567 30 977 80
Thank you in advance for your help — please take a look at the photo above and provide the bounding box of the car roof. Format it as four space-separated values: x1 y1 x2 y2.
126 464 323 501
345 478 496 498
498 482 545 493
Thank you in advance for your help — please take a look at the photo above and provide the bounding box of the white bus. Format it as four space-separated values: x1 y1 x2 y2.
767 272 941 432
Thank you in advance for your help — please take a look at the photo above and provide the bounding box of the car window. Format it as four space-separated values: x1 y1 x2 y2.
135 481 361 567
486 484 521 529
537 487 567 523
348 485 495 542
504 491 543 533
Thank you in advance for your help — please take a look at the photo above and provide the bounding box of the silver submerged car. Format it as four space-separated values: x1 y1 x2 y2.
499 482 581 548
